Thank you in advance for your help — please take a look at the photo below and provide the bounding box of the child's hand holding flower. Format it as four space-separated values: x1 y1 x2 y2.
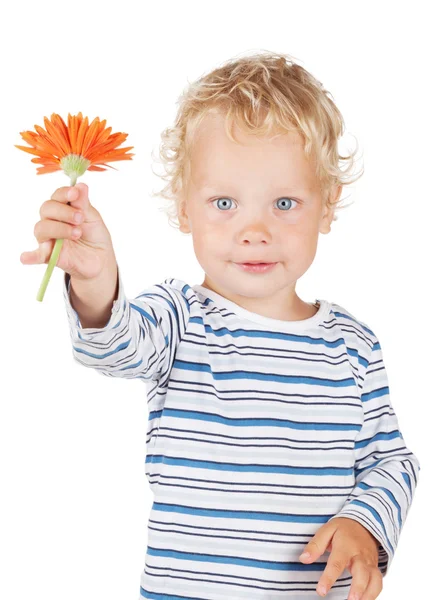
299 517 383 599
16 112 133 301
21 182 117 282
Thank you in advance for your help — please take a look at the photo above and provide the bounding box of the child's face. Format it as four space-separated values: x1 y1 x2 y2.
178 112 341 319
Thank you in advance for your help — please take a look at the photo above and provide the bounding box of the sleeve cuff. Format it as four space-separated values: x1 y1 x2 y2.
62 265 128 339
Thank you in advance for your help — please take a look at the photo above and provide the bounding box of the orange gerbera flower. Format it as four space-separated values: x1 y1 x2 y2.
16 112 134 183
16 112 134 302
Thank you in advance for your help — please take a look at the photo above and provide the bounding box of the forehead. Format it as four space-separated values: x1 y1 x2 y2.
188 113 317 190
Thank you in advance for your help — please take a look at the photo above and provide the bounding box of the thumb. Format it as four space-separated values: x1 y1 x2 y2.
69 182 90 213
299 523 335 563
69 182 101 222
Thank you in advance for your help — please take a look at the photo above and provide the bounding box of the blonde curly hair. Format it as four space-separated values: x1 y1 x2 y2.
151 49 363 230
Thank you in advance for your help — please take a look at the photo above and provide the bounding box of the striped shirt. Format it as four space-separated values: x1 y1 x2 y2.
63 266 420 600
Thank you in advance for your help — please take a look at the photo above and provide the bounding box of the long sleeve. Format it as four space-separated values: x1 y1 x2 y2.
329 333 420 576
63 265 191 382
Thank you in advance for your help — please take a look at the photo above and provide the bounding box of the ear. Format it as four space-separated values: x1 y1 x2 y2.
319 185 342 234
177 197 191 234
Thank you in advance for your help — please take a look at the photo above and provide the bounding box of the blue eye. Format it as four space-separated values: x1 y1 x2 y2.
276 197 296 210
212 197 297 211
213 198 235 210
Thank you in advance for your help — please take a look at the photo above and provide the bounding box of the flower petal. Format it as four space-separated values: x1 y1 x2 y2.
68 113 78 154
31 157 60 166
75 115 89 155
33 125 64 157
51 113 72 153
81 117 101 156
94 126 113 146
18 130 39 146
88 150 134 163
36 164 61 174
87 165 107 171
14 144 53 158
43 115 70 156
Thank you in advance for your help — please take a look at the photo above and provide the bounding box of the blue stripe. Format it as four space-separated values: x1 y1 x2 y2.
149 407 362 431
152 502 335 524
174 359 357 387
355 430 401 448
402 471 412 491
361 387 389 402
190 317 345 346
358 481 402 527
131 302 158 326
146 455 354 476
147 545 328 570
140 589 206 600
73 339 131 359
137 290 177 318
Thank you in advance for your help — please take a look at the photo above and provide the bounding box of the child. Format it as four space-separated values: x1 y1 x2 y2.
22 51 420 599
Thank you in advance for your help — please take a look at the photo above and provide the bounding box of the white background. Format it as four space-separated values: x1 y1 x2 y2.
1 1 433 598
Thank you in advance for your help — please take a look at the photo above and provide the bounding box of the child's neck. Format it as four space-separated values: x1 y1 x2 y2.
199 279 319 322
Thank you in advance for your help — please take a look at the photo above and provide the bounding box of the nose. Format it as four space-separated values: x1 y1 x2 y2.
237 220 272 245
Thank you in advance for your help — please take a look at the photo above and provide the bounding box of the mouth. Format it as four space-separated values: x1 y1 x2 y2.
234 261 278 273
235 260 277 265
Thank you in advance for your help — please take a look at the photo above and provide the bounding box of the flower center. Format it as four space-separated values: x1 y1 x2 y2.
60 153 91 184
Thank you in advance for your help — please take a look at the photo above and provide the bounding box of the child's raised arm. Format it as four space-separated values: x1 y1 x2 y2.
63 267 191 383
21 181 190 382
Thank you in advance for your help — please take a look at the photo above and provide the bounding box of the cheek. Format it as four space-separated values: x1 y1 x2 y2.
192 208 227 240
192 224 227 261
288 208 320 235
280 221 320 256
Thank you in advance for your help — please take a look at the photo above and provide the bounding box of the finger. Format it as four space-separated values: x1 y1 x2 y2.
361 567 383 600
20 240 54 265
299 521 337 563
50 184 79 204
317 551 349 597
300 522 337 563
347 557 371 600
300 538 324 562
33 218 82 245
40 199 84 227
50 182 89 212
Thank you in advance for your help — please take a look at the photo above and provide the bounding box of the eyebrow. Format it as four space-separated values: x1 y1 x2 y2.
199 183 310 194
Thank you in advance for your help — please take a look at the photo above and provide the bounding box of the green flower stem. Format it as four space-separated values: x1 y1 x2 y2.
36 174 77 302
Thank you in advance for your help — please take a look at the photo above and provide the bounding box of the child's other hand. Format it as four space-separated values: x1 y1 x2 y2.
299 517 382 600
20 182 116 282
